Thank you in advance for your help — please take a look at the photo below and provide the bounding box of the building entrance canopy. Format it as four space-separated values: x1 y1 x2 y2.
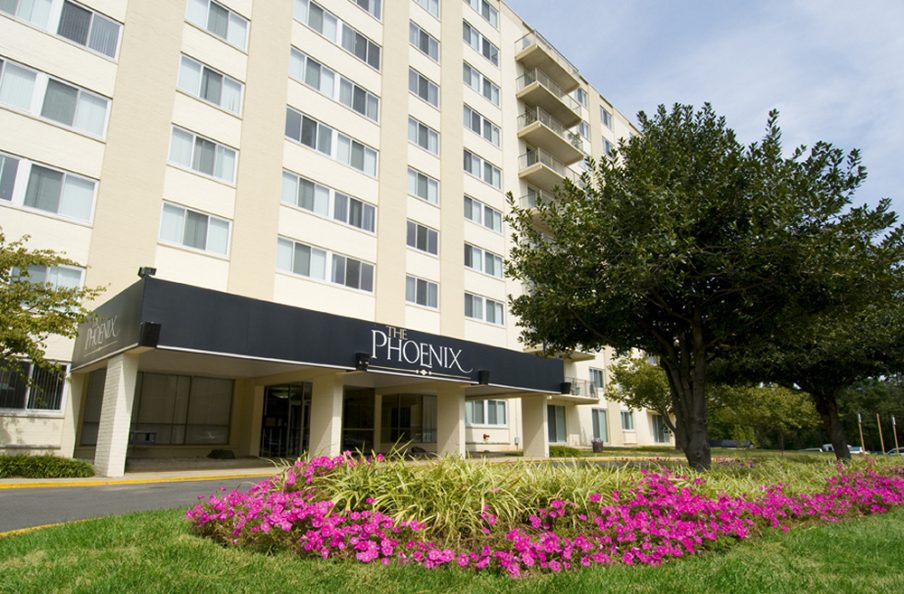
71 278 564 393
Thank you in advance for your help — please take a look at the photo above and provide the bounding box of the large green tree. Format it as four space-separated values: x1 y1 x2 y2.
507 103 895 469
0 231 103 373
607 355 677 445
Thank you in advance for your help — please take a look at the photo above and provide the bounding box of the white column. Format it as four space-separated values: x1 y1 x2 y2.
247 384 265 457
94 353 139 477
59 372 86 458
308 374 344 457
522 395 549 458
436 383 466 456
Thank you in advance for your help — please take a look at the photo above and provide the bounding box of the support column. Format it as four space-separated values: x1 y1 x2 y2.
59 372 86 458
522 395 549 458
247 385 265 457
94 353 139 477
308 374 344 457
436 384 466 457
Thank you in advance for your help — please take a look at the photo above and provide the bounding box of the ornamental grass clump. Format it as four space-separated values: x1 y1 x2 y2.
186 454 904 576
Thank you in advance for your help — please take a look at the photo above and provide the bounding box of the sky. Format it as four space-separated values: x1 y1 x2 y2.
506 0 904 217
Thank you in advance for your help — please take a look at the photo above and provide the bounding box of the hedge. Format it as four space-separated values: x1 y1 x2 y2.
0 454 94 478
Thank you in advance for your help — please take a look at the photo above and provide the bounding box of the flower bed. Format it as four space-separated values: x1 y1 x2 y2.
186 455 904 576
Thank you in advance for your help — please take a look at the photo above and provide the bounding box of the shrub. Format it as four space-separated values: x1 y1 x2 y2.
549 445 582 457
0 454 94 478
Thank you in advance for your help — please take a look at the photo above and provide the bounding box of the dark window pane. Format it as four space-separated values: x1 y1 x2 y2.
285 109 301 140
345 258 361 288
300 116 317 148
354 33 367 60
0 361 29 408
333 193 348 222
331 254 346 284
183 210 208 249
24 165 63 213
0 154 19 200
348 198 362 228
350 142 364 170
28 365 65 410
41 80 78 125
200 69 223 105
406 221 416 247
367 44 380 69
207 2 228 37
193 137 216 175
58 1 91 45
352 86 366 114
362 204 375 232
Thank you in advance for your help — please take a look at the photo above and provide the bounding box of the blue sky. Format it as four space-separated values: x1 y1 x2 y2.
506 0 904 218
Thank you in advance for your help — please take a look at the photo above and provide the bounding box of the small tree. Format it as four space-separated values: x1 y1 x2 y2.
707 384 820 450
0 231 103 373
608 355 678 447
507 103 891 469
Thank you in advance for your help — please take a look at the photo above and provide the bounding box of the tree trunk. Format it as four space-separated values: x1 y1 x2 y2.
812 391 850 461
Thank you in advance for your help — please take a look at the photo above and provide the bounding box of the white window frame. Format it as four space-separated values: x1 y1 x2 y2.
601 106 613 129
0 57 110 137
621 410 635 431
464 292 504 326
592 408 608 442
289 48 380 122
464 243 503 278
276 236 375 293
349 0 381 20
603 139 613 156
293 0 381 70
466 399 507 426
1 0 122 59
463 149 501 189
462 20 499 66
408 67 439 108
589 367 605 392
177 55 243 115
285 107 378 177
281 169 376 234
405 274 438 309
577 120 589 140
463 62 500 106
464 0 498 29
406 220 438 256
0 151 96 224
463 104 500 146
407 167 439 205
413 0 439 19
168 126 237 184
463 195 502 233
159 201 231 256
409 21 439 62
186 0 248 51
408 116 439 156
0 360 69 416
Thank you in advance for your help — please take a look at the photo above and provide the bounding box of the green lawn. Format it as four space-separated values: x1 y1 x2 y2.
1 507 902 594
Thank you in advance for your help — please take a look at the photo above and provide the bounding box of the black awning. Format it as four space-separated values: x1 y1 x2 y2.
72 277 564 393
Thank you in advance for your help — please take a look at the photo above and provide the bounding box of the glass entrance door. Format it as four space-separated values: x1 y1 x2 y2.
260 383 311 458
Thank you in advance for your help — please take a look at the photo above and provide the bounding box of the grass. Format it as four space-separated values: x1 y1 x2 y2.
1 506 903 593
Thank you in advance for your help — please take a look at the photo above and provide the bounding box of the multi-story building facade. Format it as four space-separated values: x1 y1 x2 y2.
0 0 672 476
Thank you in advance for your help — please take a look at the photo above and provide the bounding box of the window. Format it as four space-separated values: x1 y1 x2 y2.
601 106 613 129
177 55 242 114
409 21 439 62
186 0 247 50
463 21 498 66
407 167 438 204
408 117 438 155
589 368 605 392
2 1 121 57
159 202 230 255
0 58 109 137
406 220 438 255
464 244 502 278
285 108 378 176
169 127 236 183
547 404 566 443
603 139 613 156
281 170 375 233
351 0 381 19
464 0 498 28
463 149 501 188
0 361 66 412
293 0 381 69
577 120 589 139
0 152 19 201
464 104 500 146
466 399 506 425
652 414 671 443
22 162 95 221
592 408 608 442
382 394 436 444
413 0 439 18
289 49 379 122
575 88 588 108
0 0 53 29
464 292 503 325
463 62 499 106
13 264 83 290
463 195 502 232
621 410 635 431
406 275 438 308
277 237 374 292
408 68 438 107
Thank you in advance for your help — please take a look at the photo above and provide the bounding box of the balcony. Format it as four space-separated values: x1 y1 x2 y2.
518 186 555 210
518 147 581 193
562 377 600 401
517 106 584 165
514 31 581 92
516 69 582 127
522 344 598 363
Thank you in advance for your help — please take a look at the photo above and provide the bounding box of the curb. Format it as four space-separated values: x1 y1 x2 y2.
0 518 95 539
0 471 278 490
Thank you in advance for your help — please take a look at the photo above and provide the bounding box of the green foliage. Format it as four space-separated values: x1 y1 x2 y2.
0 454 94 478
548 445 582 457
0 231 103 373
708 385 821 448
838 375 904 451
608 356 673 427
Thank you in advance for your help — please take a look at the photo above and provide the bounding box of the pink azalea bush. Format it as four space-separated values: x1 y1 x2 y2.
186 455 904 577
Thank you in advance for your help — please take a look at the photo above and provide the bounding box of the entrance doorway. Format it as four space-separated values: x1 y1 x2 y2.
342 388 375 453
260 383 311 458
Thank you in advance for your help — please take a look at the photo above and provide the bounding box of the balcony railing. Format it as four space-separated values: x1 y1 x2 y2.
518 148 581 184
519 187 555 209
564 377 598 398
518 106 584 152
515 31 581 79
516 69 581 112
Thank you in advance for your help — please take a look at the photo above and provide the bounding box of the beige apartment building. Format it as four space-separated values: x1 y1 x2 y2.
0 0 673 476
